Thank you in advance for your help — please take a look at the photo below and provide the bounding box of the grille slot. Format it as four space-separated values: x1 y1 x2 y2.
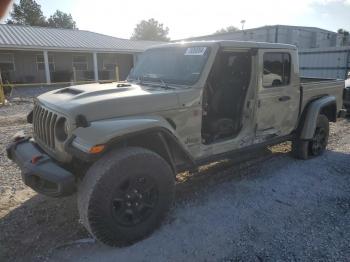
33 104 58 149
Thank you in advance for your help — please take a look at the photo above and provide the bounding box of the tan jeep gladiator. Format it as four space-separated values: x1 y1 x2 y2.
7 41 344 246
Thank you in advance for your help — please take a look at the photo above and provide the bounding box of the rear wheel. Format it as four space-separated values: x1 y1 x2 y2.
292 114 329 159
77 147 175 246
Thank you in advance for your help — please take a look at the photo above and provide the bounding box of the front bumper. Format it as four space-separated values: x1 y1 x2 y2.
6 137 76 197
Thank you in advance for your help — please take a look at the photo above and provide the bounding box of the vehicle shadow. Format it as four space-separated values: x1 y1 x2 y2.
175 143 289 201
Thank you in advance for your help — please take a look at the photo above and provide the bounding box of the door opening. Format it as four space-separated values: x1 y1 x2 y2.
201 50 252 144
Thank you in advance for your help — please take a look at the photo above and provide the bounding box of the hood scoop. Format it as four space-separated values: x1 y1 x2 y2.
70 86 134 100
56 88 83 95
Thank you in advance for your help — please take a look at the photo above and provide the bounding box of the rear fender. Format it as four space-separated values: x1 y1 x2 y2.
299 96 336 140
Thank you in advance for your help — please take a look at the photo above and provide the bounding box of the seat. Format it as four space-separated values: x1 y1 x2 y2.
202 52 251 142
208 80 247 139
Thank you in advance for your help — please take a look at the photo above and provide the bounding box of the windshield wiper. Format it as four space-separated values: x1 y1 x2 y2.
140 74 174 89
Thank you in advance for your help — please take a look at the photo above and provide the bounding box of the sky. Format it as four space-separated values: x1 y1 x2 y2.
3 0 350 40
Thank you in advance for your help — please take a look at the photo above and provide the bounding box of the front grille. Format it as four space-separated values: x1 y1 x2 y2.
33 103 58 149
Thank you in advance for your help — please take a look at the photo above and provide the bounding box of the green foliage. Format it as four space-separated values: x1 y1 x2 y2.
6 0 77 29
338 28 350 46
337 28 349 36
214 26 239 35
7 0 46 26
131 18 170 41
48 10 76 29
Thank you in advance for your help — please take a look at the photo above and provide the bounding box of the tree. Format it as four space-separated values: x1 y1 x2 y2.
131 18 170 41
337 28 349 46
337 28 349 35
48 10 76 29
214 26 239 35
6 0 77 29
6 0 47 26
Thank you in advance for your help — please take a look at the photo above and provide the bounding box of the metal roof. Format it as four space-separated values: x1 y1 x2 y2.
299 46 350 79
299 46 350 54
179 25 337 41
154 40 297 50
0 24 163 53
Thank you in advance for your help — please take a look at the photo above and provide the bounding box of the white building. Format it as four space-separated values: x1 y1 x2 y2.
0 24 162 85
184 25 348 49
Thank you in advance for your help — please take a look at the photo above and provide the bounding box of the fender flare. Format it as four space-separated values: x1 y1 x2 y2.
299 96 336 140
108 127 196 173
70 116 196 171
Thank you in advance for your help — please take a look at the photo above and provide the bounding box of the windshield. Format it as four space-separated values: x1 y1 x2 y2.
128 46 210 86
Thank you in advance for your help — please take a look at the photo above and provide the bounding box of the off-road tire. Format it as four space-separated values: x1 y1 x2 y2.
292 114 329 160
77 147 175 246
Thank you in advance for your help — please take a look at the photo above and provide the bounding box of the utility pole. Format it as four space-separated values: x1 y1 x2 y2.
240 20 246 30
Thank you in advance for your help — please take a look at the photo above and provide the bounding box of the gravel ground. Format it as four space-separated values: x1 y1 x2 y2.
0 102 87 262
0 103 349 262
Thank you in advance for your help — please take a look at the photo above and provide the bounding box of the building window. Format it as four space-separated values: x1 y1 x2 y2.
103 58 117 71
263 52 291 88
103 63 116 71
0 53 15 72
36 54 55 71
72 55 88 71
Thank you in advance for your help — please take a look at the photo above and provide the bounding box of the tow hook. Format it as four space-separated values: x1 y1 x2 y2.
31 155 44 164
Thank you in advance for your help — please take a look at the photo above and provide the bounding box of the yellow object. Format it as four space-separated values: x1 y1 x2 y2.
0 70 5 105
0 84 5 105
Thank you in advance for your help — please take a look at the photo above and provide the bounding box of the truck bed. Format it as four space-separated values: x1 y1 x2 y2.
300 78 344 114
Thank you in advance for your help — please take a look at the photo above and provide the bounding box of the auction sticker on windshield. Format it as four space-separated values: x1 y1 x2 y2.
185 47 207 56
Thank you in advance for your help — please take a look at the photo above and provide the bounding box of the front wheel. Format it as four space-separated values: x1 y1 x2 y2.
77 147 175 246
292 114 329 160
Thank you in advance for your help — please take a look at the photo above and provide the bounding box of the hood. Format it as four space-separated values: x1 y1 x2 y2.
37 82 180 122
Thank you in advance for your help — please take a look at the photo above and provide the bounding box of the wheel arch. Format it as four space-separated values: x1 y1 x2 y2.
299 96 336 140
104 128 196 174
70 116 196 173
